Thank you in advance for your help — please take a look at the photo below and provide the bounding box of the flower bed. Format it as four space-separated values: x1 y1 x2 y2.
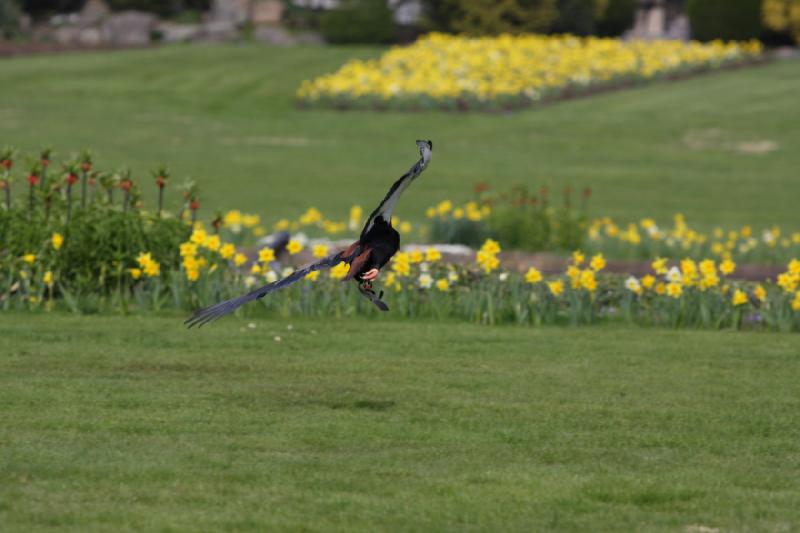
297 33 764 111
2 148 799 331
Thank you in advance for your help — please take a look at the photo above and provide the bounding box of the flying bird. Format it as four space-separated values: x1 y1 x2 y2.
185 139 433 328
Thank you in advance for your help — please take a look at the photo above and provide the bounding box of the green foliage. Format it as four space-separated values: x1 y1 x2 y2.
0 149 195 307
596 0 636 36
687 0 762 41
19 0 210 18
319 0 396 44
421 0 558 34
430 186 589 252
552 0 596 35
0 0 22 37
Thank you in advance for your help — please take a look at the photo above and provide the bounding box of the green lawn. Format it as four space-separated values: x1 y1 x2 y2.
2 313 799 531
1 45 799 227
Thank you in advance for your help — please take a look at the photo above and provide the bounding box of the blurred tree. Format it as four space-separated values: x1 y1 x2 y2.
19 0 82 17
19 0 210 18
0 0 22 37
595 0 636 36
422 0 558 35
319 0 396 44
552 0 597 35
686 0 762 41
763 0 800 43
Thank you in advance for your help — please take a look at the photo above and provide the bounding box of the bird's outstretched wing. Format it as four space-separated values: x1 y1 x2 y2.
185 251 347 328
360 140 432 240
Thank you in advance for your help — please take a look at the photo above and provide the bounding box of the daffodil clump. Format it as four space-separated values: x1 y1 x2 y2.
268 205 414 240
297 33 763 110
587 214 800 264
426 185 589 251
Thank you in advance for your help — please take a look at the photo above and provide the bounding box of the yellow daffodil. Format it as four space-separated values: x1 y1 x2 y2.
525 267 543 284
425 247 442 263
22 253 36 265
43 271 54 287
51 233 64 251
259 247 275 263
666 282 682 298
313 244 329 258
287 240 303 255
305 270 320 281
732 289 748 306
330 261 349 280
652 257 668 275
547 280 564 296
180 242 198 257
129 268 142 280
589 253 605 272
220 243 235 260
204 235 221 252
436 278 449 291
720 259 736 276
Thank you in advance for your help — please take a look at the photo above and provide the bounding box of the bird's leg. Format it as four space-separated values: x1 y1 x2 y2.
360 268 380 282
357 277 389 312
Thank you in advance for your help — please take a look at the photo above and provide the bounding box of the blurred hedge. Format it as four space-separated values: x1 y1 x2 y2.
1 0 22 37
19 0 210 18
687 0 762 41
319 0 396 44
421 0 634 37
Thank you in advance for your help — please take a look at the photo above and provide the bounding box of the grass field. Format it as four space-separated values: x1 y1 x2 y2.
1 46 799 227
2 313 799 531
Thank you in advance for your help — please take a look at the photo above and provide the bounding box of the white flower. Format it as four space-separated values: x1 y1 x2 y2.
666 266 682 284
244 275 257 287
498 272 509 282
281 267 294 278
448 271 459 283
418 273 433 289
624 276 641 293
292 232 309 246
419 262 430 272
265 270 279 283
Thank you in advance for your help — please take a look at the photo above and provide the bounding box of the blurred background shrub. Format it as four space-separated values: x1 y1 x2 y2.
686 0 762 41
18 0 210 18
0 0 22 38
319 0 396 44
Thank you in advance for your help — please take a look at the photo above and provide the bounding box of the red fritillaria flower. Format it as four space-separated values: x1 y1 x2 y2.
41 159 50 168
190 200 200 211
156 175 166 188
120 179 132 192
67 173 78 185
28 174 40 186
1 159 11 170
81 161 92 172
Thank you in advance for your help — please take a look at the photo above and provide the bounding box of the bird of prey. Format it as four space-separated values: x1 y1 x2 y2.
185 139 433 328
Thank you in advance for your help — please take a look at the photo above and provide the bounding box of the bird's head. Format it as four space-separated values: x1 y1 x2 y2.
415 139 432 169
